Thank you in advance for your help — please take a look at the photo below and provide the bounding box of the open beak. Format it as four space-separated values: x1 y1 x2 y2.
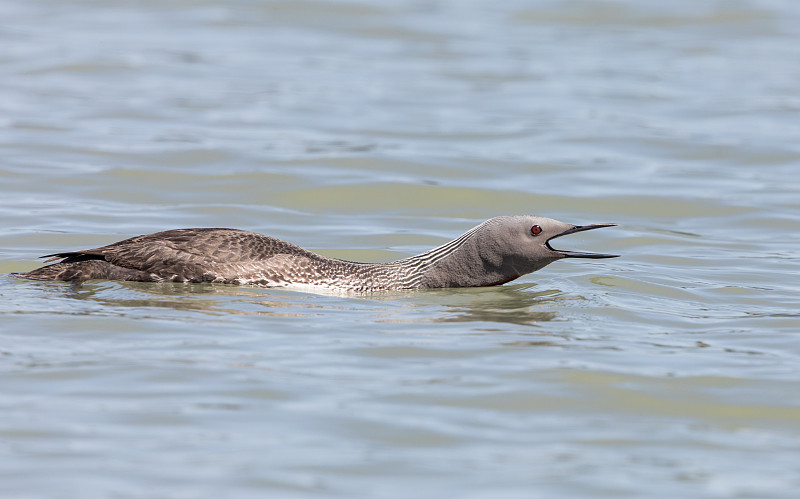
546 224 619 259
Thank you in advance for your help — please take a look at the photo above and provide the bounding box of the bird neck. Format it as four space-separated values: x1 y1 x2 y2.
393 229 513 288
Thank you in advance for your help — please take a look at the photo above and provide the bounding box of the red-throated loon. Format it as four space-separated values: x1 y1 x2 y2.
12 216 618 291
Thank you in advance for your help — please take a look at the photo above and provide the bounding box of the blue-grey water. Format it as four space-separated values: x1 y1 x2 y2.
2 0 800 497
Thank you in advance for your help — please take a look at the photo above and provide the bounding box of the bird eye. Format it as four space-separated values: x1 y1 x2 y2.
530 225 542 236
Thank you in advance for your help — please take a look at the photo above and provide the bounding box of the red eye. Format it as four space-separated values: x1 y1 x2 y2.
530 225 542 236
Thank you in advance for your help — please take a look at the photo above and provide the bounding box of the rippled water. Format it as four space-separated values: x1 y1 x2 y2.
2 0 800 497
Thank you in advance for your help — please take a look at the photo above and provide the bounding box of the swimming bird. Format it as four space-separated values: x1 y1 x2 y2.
12 216 618 291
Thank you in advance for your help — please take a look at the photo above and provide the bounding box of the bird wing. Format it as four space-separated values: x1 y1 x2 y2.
41 228 315 282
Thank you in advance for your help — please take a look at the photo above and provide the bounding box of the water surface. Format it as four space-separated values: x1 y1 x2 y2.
2 1 800 497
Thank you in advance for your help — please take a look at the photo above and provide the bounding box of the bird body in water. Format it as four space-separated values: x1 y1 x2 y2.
12 216 618 292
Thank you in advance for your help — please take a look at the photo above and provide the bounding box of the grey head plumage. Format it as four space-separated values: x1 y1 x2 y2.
403 215 618 288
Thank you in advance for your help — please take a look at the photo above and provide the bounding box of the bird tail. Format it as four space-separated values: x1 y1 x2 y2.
11 261 90 282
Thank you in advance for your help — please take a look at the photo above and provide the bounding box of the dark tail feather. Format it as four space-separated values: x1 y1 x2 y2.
41 252 90 263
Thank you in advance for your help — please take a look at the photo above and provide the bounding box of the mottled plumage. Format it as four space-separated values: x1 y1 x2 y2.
13 216 618 291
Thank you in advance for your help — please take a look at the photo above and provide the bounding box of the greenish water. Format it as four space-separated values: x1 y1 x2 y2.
2 1 800 497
